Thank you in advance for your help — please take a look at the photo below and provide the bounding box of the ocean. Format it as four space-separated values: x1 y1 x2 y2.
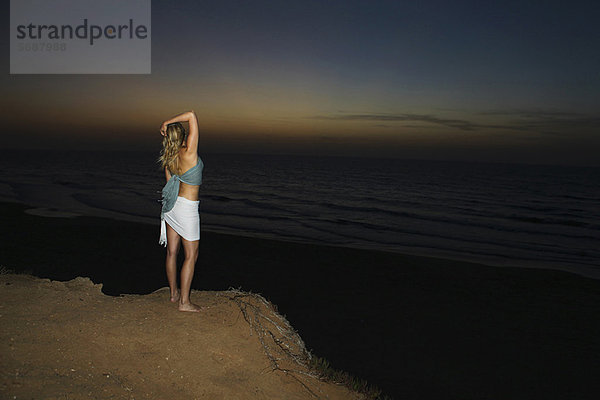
1 149 598 278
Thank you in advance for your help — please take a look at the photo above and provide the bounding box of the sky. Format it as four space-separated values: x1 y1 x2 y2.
2 0 599 166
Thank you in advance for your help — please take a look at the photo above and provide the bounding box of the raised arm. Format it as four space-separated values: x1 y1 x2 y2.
160 110 199 153
184 111 198 153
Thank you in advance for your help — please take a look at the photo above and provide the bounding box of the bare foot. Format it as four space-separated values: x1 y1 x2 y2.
178 301 206 313
170 290 180 303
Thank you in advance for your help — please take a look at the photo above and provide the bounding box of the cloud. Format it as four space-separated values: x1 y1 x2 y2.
312 113 479 130
311 110 600 135
476 110 600 133
477 110 584 118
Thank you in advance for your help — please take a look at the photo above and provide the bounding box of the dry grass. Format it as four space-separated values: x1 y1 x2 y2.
221 287 393 400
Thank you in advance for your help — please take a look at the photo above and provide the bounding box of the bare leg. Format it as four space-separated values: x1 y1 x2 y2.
179 237 202 312
165 223 181 303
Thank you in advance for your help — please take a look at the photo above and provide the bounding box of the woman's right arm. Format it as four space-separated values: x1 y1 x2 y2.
160 111 197 137
183 111 199 153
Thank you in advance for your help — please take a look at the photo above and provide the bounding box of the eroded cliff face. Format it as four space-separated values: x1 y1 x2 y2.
0 274 364 400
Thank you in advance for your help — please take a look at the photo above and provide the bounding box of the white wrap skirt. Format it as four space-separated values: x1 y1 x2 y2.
159 196 200 246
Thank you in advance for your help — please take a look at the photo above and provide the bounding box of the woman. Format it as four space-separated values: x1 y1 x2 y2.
158 110 204 312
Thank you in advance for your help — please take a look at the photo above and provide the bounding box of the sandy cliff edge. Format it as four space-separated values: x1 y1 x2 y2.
0 274 365 400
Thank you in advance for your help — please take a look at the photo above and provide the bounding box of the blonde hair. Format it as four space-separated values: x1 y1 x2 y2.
158 122 188 175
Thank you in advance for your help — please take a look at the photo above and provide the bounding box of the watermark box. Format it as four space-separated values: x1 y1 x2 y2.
10 0 151 74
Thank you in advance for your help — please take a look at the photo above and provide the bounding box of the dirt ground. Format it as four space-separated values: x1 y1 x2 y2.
0 274 364 400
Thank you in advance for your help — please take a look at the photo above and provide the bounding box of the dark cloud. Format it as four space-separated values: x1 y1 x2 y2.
477 110 600 132
312 111 600 135
312 113 479 131
477 110 584 118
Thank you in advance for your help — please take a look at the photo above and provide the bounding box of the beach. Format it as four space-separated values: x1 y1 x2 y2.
2 200 600 399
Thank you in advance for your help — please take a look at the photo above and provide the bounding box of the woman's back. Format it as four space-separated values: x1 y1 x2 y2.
176 149 200 201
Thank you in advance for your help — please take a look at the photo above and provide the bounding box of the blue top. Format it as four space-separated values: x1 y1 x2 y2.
160 158 204 218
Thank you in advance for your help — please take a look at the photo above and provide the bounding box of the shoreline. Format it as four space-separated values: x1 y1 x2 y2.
7 198 599 281
3 200 600 399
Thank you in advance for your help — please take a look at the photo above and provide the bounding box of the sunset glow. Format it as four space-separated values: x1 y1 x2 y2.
2 1 599 165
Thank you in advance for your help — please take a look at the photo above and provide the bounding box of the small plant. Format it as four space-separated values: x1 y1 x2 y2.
0 265 14 274
307 354 393 400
